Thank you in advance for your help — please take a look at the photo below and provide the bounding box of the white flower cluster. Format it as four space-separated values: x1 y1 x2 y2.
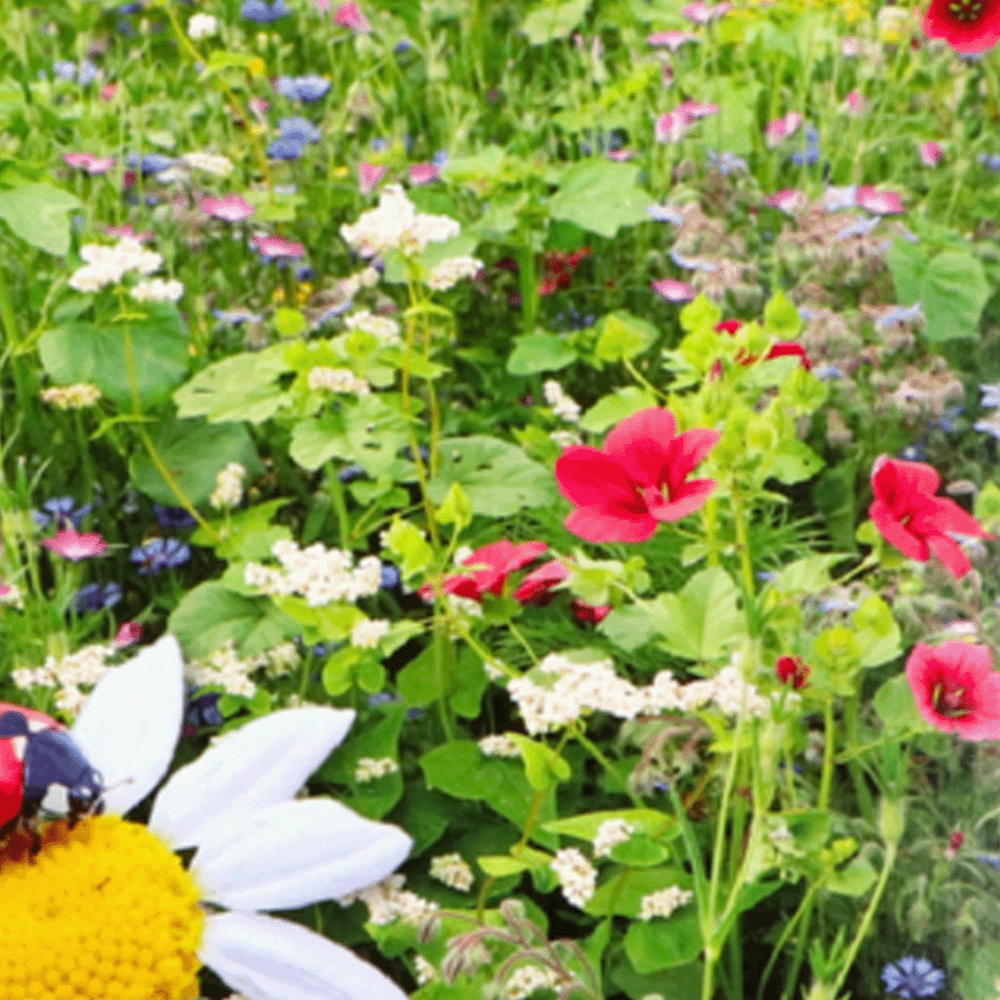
428 853 474 892
180 151 232 176
187 639 269 699
503 964 562 1000
507 653 770 736
306 366 371 396
426 255 483 291
339 874 439 926
639 886 694 921
13 643 116 716
478 733 521 758
187 13 219 40
543 380 582 423
69 237 162 293
355 756 399 783
413 956 436 986
350 618 390 649
245 540 382 607
340 184 461 258
593 818 635 858
209 461 247 511
550 847 597 908
550 429 583 449
130 277 184 303
344 309 401 345
40 383 102 410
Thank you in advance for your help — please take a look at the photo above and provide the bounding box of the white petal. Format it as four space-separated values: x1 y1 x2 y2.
192 797 412 911
200 911 409 1000
148 706 355 849
71 634 184 816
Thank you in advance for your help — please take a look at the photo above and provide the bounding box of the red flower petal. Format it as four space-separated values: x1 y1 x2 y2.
924 0 1000 54
514 560 569 605
653 477 719 522
564 505 659 543
604 408 677 486
555 448 644 510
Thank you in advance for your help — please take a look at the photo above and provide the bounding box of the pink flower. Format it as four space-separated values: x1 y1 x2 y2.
765 189 804 215
201 195 255 222
919 141 944 167
651 278 696 302
845 90 865 115
654 110 695 143
63 153 116 175
359 162 386 195
606 149 635 162
334 1 372 31
100 82 117 102
513 559 569 605
42 528 107 561
420 541 547 603
113 621 143 648
251 234 306 259
682 1 732 24
647 30 698 50
765 112 803 148
104 224 153 241
675 100 719 119
408 163 440 185
855 186 905 215
555 407 719 543
906 642 1000 740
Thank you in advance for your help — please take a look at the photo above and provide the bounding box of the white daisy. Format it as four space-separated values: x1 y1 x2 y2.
2 634 412 1000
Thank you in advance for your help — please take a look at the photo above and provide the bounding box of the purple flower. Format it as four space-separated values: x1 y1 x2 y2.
130 537 191 575
380 563 401 589
279 117 321 144
880 956 946 999
153 504 197 530
32 497 94 530
275 75 330 102
73 582 122 614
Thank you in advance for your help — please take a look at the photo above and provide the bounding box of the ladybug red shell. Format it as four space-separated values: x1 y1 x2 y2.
0 703 103 848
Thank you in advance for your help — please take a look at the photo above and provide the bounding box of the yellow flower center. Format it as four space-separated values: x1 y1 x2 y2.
0 815 204 1000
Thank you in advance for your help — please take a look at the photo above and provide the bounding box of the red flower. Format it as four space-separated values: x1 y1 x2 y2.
765 341 812 370
420 540 546 602
906 641 1000 740
712 321 812 374
555 408 719 543
42 528 107 561
513 559 569 605
869 456 994 578
715 319 743 334
571 599 611 623
924 0 1000 54
775 655 810 689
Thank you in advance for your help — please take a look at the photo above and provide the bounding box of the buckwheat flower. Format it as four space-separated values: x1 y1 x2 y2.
355 756 400 783
551 847 597 907
307 366 371 395
639 886 694 921
429 853 474 891
543 380 581 423
426 255 483 291
209 462 247 510
503 965 562 1000
339 874 437 926
340 184 460 258
131 537 192 575
40 382 101 410
43 527 107 561
131 277 184 303
350 618 390 649
478 734 521 758
344 310 401 344
880 955 946 998
188 12 219 38
593 818 635 857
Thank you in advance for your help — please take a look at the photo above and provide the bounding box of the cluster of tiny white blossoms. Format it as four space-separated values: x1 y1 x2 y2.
350 618 390 649
130 277 184 303
543 380 582 423
478 733 521 758
209 461 246 510
68 237 173 301
13 643 116 715
429 853 475 892
503 964 562 1000
340 184 461 258
179 151 233 176
306 366 371 396
426 255 483 291
344 309 401 345
40 383 102 410
245 539 382 607
187 639 270 698
338 265 382 300
638 886 694 921
354 756 400 783
339 873 439 926
507 653 770 736
550 847 598 908
187 12 219 39
413 956 437 987
593 818 635 858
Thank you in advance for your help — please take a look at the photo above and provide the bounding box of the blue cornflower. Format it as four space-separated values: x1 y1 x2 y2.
706 149 747 175
153 504 197 530
670 248 718 271
978 153 1000 172
213 308 263 325
73 582 122 614
275 75 330 102
126 152 175 176
880 956 946 998
876 303 924 329
980 383 1000 409
279 117 321 144
130 537 191 575
339 463 366 484
380 563 401 589
32 497 94 530
791 125 820 166
394 39 414 54
241 0 289 22
186 689 224 729
267 138 305 160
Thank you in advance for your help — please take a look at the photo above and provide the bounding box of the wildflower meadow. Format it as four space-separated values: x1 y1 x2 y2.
5 0 1000 997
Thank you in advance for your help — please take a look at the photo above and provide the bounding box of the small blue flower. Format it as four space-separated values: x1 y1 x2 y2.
974 416 1000 440
978 153 1000 172
706 149 747 175
213 308 263 325
980 383 1000 409
339 463 366 484
814 363 845 380
432 150 450 168
977 852 1000 870
279 117 321 144
370 137 388 152
276 75 330 102
32 497 94 530
186 689 224 728
241 0 289 22
53 60 99 85
836 216 880 240
670 248 717 271
791 125 821 166
73 582 122 614
153 504 197 530
876 303 924 329
394 39 414 54
126 153 175 176
267 138 305 160
380 563 401 589
130 537 191 575
936 405 962 434
119 2 144 12
880 955 946 998
646 204 684 224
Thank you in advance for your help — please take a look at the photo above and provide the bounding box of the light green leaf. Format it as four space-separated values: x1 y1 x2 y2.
174 344 289 424
652 567 745 661
507 332 577 375
548 160 651 238
0 182 80 254
520 0 592 44
594 311 659 362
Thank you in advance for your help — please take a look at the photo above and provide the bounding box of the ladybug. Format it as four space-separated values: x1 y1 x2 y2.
0 703 103 853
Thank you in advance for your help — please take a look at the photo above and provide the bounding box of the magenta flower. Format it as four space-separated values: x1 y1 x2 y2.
766 189 804 215
655 111 695 143
681 1 732 24
334 1 371 31
651 278 696 303
844 90 865 115
555 407 719 543
647 30 698 50
855 186 905 215
114 621 143 648
63 153 116 175
251 234 306 259
358 162 386 195
765 112 803 148
907 642 1000 741
675 100 720 119
409 163 440 185
42 528 108 561
201 195 255 222
919 141 944 167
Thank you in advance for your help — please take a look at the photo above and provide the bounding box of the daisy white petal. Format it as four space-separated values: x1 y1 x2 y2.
191 798 412 911
149 706 355 849
71 634 184 816
200 911 409 1000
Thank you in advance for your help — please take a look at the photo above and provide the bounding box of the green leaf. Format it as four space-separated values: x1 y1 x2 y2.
548 160 651 238
975 480 1000 532
436 481 474 532
579 387 658 433
272 308 307 338
477 855 530 877
384 519 435 579
652 567 745 661
953 941 1000 1000
594 311 659 362
587 866 691 919
190 499 292 561
174 344 289 424
542 808 674 841
507 733 571 791
767 554 843 596
506 332 577 375
826 856 877 897
624 911 702 972
854 595 902 668
0 182 80 254
769 439 824 484
520 0 592 44
873 672 928 735
40 307 190 408
679 295 722 334
762 290 803 338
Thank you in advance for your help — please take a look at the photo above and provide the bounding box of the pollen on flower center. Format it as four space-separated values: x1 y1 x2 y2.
933 681 972 717
0 815 204 1000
